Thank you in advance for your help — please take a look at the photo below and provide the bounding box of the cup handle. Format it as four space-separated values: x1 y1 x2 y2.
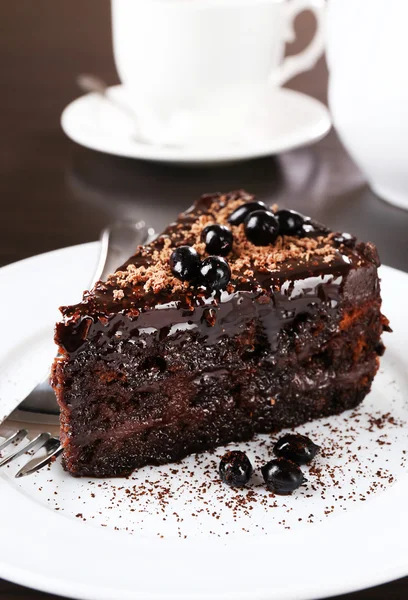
271 0 326 86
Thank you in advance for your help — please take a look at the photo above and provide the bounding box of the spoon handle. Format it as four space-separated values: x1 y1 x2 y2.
76 73 144 135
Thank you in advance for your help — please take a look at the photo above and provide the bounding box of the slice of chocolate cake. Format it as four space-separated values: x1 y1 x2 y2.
51 191 389 477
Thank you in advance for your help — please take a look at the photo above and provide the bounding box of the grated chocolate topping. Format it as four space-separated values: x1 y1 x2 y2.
105 191 349 296
59 190 377 324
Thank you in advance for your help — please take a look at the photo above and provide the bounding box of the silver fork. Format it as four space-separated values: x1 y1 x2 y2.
0 220 152 478
0 430 62 478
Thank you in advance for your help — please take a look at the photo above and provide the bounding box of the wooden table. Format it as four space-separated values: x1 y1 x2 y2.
0 2 407 598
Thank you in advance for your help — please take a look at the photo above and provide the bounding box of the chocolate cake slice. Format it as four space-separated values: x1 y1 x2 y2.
51 191 389 477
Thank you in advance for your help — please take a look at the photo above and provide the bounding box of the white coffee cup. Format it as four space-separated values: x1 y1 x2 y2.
111 0 325 143
327 0 408 210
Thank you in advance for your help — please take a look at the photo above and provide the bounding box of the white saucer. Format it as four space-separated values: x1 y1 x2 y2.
61 85 331 165
0 244 408 600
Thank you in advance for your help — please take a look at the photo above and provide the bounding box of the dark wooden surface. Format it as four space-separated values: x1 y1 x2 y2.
0 1 407 599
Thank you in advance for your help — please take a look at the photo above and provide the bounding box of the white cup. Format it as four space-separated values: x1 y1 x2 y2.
327 0 408 210
111 0 325 143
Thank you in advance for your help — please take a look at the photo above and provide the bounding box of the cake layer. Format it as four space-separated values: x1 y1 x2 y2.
55 300 382 477
52 191 389 477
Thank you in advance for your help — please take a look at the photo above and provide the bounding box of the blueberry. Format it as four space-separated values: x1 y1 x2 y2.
332 232 356 248
219 450 253 487
261 458 306 495
244 210 279 246
275 209 306 236
201 224 233 256
273 433 320 465
169 246 200 281
228 201 268 226
199 256 231 291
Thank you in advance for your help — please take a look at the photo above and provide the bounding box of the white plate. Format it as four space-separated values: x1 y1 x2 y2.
61 85 331 165
0 243 407 600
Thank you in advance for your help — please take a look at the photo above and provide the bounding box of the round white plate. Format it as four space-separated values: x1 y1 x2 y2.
0 243 407 600
61 85 331 165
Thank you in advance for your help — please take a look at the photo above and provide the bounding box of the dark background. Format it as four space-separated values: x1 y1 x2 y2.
0 1 407 598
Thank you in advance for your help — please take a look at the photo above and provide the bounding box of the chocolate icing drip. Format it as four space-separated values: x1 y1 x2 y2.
56 191 375 359
57 254 360 359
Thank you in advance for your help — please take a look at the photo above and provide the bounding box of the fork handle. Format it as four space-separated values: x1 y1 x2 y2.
13 220 153 418
92 220 152 286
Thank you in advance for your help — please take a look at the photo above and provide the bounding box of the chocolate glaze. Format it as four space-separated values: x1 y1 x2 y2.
55 192 377 359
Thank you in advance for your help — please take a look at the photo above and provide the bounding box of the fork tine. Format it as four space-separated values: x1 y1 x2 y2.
0 429 28 453
15 438 63 478
0 432 51 468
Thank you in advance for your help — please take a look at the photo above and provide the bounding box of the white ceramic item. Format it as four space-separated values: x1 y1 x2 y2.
61 85 331 164
0 243 408 600
111 0 326 141
327 0 408 210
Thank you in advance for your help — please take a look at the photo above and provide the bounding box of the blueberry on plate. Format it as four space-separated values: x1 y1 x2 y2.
244 210 279 246
201 224 233 256
273 433 320 465
275 209 306 236
219 450 253 487
199 256 231 291
261 458 306 495
169 246 200 281
228 201 268 226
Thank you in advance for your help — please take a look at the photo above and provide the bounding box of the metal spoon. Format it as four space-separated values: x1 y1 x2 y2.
77 73 150 143
77 74 181 147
